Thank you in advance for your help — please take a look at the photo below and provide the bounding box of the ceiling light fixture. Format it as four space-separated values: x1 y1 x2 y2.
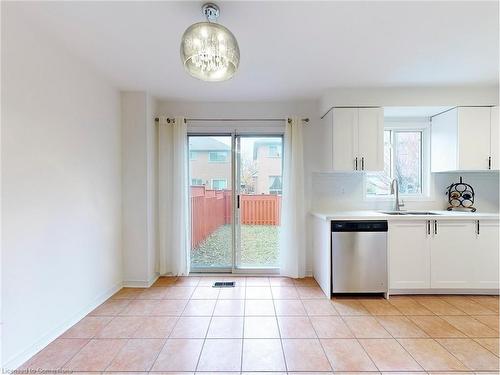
180 3 240 82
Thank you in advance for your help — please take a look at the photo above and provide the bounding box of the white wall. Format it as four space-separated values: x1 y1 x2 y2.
2 8 122 369
121 92 157 286
155 100 319 274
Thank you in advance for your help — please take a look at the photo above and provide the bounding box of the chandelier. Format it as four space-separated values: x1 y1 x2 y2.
180 3 240 82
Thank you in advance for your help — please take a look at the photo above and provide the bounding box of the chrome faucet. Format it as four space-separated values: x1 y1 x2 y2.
390 178 405 211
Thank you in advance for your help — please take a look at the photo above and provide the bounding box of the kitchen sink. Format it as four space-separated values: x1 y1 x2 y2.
382 211 441 215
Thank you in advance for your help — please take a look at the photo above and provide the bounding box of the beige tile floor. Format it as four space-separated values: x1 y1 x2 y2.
19 276 500 374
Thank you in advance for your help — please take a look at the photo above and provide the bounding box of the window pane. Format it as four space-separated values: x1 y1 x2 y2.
189 136 232 270
394 132 422 194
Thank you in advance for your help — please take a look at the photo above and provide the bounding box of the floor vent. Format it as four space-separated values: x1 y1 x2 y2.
213 281 236 288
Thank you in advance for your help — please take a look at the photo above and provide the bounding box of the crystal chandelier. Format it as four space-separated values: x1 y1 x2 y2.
180 3 240 82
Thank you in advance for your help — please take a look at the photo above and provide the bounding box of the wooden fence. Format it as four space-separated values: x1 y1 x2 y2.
190 186 281 248
240 195 281 226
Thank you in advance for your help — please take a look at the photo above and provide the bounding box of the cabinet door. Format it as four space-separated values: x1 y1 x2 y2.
458 107 491 170
472 220 499 289
358 108 384 171
431 108 458 172
332 108 357 171
389 221 431 289
490 106 499 170
431 220 475 289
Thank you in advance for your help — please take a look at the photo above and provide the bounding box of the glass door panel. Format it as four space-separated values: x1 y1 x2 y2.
189 135 233 271
236 136 282 269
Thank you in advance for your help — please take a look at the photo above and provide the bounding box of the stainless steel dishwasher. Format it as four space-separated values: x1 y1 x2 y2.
331 220 388 294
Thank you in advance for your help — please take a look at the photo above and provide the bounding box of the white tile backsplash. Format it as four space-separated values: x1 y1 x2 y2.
312 171 499 213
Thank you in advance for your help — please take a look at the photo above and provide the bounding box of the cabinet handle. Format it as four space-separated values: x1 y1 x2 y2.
434 220 438 235
427 220 431 235
361 157 365 171
488 156 492 170
477 220 480 235
355 157 358 170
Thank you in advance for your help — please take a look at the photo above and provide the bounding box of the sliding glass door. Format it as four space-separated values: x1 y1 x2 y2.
189 135 233 271
188 134 283 272
235 136 282 269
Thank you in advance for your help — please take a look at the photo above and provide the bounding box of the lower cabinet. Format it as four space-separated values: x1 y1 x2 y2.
430 220 476 288
389 219 499 291
473 220 500 288
389 221 430 289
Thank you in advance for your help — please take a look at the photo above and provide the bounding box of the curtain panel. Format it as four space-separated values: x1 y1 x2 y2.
158 116 190 275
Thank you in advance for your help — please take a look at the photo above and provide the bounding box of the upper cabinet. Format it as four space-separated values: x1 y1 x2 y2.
322 107 384 172
431 106 499 172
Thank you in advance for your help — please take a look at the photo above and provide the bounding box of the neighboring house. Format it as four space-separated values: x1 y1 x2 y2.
253 140 282 195
189 137 231 190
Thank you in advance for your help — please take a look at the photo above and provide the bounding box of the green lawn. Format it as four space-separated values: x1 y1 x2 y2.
191 225 279 268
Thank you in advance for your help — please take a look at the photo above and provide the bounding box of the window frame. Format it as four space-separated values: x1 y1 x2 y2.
191 178 203 186
268 144 280 158
364 119 431 201
211 178 228 190
268 175 283 195
208 151 229 163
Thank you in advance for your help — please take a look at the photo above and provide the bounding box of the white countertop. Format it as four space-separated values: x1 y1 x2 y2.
311 210 500 221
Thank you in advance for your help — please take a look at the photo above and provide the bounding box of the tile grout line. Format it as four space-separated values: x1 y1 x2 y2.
194 282 219 372
272 285 291 373
334 301 381 373
240 278 246 373
300 296 334 372
148 279 192 373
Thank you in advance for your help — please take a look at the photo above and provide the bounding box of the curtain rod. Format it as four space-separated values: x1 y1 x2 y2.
154 117 310 124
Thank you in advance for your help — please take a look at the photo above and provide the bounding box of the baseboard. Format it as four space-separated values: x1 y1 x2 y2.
123 273 159 288
389 288 500 296
3 281 122 371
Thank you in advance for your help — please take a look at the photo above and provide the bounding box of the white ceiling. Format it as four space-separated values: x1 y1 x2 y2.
7 1 499 101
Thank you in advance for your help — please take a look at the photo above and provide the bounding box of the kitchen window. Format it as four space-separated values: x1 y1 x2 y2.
208 151 228 162
366 126 428 197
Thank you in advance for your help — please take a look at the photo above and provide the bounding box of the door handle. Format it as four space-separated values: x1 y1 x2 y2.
434 220 437 235
477 220 480 235
427 220 431 235
489 156 492 170
361 157 365 171
237 195 240 209
355 157 358 170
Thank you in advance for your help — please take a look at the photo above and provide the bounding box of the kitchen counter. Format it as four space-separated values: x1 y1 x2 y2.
311 210 499 221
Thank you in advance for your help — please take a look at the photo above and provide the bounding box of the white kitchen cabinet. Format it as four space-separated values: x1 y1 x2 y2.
490 106 499 170
389 218 499 292
389 221 430 289
430 220 476 288
332 108 357 171
431 106 495 172
328 107 384 172
358 108 385 171
472 220 499 289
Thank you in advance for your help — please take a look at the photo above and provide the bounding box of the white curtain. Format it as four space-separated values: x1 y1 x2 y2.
279 116 306 278
158 116 190 276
